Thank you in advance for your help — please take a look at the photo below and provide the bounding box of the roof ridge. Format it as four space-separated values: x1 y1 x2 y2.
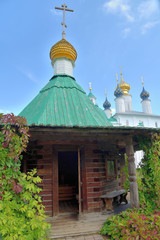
40 85 86 94
40 75 86 94
51 74 76 81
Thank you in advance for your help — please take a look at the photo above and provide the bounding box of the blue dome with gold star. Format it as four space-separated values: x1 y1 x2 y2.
114 84 124 98
140 87 150 100
103 97 111 109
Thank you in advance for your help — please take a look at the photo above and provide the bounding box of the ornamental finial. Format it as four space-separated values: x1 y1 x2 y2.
105 88 107 97
120 66 124 82
89 82 92 91
55 4 74 39
141 76 144 87
116 73 118 83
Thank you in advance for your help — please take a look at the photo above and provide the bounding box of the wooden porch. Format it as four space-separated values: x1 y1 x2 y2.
47 202 131 239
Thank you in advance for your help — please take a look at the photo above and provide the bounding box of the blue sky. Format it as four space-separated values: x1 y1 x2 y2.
0 0 160 116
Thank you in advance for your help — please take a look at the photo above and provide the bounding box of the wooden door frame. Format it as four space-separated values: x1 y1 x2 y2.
53 146 82 216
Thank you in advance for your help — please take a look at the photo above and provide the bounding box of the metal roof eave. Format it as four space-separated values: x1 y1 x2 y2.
28 124 160 134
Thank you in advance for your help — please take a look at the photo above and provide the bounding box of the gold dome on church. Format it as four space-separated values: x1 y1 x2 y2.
50 39 77 62
119 72 131 95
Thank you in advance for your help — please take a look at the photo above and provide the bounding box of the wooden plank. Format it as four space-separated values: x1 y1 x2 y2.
78 148 81 215
52 149 59 216
37 169 52 174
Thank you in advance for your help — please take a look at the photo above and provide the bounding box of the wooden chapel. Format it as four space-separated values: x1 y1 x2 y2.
19 4 154 217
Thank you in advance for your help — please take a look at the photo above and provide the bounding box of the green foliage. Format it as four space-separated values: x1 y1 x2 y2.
0 114 50 240
101 133 160 239
137 133 160 212
100 209 160 240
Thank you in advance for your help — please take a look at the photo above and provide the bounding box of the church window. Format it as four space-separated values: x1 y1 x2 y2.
126 120 129 126
155 122 158 127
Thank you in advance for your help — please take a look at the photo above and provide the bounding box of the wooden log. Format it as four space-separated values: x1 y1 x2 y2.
125 136 139 209
78 148 82 215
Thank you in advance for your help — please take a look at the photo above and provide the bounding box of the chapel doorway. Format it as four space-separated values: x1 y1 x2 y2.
58 151 80 214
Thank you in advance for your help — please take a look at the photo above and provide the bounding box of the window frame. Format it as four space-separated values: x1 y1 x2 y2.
105 158 117 179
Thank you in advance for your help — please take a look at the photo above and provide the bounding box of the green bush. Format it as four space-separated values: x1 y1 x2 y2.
101 133 160 239
100 209 160 240
137 133 160 212
0 114 50 240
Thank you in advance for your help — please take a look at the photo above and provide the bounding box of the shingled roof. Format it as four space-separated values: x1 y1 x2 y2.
19 74 112 127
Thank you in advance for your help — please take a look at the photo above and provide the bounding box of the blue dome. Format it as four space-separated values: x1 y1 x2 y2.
103 97 111 109
140 87 150 100
114 84 124 98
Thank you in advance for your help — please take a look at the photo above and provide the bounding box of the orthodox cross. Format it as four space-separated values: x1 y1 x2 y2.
89 82 92 91
55 4 74 39
141 76 144 86
105 88 107 97
116 73 118 83
120 66 124 82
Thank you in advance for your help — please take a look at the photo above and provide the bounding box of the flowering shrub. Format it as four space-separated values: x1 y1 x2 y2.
0 114 50 240
101 133 160 239
100 209 160 240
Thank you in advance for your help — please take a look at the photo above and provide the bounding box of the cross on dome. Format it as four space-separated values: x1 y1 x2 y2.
105 88 107 97
55 4 74 39
120 66 124 83
119 66 131 95
141 76 144 86
116 73 118 83
103 88 111 110
89 82 92 91
140 76 150 100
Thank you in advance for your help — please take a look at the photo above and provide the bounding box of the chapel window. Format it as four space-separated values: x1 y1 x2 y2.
105 159 117 179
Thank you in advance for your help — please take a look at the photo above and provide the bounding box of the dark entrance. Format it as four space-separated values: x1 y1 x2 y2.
58 151 78 213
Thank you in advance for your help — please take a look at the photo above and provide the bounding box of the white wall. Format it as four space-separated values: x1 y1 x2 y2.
123 95 132 112
52 58 74 76
114 114 160 128
142 99 152 114
115 97 125 113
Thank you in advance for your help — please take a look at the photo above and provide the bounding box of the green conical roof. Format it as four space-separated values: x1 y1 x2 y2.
19 74 112 127
88 91 96 99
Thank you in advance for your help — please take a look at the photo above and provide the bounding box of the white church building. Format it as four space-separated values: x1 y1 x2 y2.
88 72 160 166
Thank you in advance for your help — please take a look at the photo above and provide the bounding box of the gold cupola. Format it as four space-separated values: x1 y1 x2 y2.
119 71 131 95
50 39 77 63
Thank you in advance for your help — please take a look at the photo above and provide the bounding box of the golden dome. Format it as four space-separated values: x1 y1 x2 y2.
50 39 77 62
119 72 131 95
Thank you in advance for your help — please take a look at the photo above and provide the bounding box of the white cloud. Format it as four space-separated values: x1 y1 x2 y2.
15 65 38 84
103 0 134 22
141 20 160 34
50 8 62 16
102 0 160 36
122 27 131 38
26 72 38 83
138 0 158 19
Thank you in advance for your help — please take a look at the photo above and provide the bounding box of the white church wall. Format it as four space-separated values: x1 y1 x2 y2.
123 95 132 112
114 114 160 128
142 99 152 114
115 97 125 113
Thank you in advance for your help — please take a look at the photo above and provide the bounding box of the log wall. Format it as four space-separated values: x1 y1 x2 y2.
23 139 126 216
23 141 54 217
